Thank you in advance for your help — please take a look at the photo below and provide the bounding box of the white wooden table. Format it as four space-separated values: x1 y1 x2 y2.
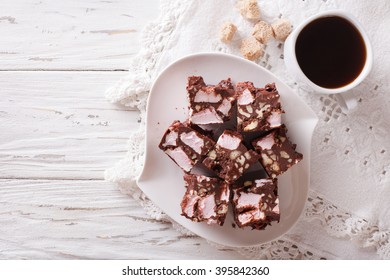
0 0 245 259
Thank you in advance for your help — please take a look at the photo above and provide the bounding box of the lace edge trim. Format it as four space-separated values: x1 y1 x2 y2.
305 189 390 259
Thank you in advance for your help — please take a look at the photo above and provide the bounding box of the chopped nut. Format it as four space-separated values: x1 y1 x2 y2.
252 21 274 44
208 150 217 160
237 155 246 166
255 109 263 118
244 163 250 169
195 105 201 111
262 104 271 111
230 150 242 160
280 151 290 158
244 181 252 187
244 151 252 160
238 167 244 173
240 37 264 61
271 162 280 171
217 204 228 214
272 18 292 41
198 188 207 196
220 22 237 43
238 106 251 118
246 105 253 113
270 154 277 161
237 0 261 20
244 119 258 131
262 153 273 165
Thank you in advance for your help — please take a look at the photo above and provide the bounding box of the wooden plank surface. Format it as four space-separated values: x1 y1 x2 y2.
0 71 137 180
0 179 245 259
0 0 248 260
0 0 160 70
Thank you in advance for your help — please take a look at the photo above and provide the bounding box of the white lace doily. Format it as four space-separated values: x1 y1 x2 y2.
105 0 390 259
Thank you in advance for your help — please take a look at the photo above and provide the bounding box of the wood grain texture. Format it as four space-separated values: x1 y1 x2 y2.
0 0 160 70
0 179 246 259
0 71 138 180
0 0 247 260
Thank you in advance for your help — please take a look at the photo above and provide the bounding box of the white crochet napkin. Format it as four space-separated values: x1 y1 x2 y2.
105 0 390 259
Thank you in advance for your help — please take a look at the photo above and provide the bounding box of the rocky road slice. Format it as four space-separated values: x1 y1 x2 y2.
232 178 279 230
159 120 216 172
203 130 260 183
181 174 230 225
187 76 236 125
252 125 303 178
236 82 283 133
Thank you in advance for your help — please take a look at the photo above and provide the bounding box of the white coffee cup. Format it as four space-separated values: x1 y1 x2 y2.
284 10 373 112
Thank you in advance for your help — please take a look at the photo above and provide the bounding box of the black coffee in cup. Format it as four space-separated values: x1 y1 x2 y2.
295 16 366 89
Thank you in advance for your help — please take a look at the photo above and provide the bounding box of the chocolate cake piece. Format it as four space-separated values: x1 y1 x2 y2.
252 125 303 178
236 82 283 132
180 174 230 225
159 120 216 172
203 130 260 183
232 178 280 229
187 76 236 125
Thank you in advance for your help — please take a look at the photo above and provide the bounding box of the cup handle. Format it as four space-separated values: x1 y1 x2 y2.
334 91 358 113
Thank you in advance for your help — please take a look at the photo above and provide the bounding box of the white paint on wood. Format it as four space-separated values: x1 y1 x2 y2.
0 179 246 259
0 0 247 260
0 71 139 180
0 0 160 70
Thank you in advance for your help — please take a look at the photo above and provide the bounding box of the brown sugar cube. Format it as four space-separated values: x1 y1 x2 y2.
220 22 237 43
272 18 292 41
240 37 264 61
237 0 261 20
252 20 274 44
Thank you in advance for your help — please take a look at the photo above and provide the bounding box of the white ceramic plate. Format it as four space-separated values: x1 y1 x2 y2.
137 53 318 247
